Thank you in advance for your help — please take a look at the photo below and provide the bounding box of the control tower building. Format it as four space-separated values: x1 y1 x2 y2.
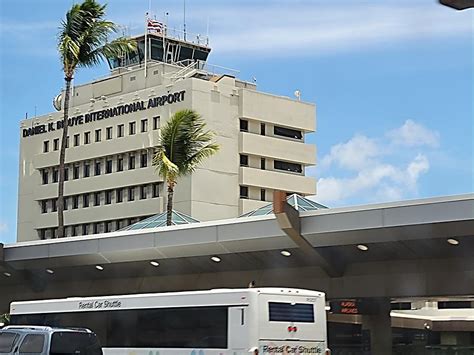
17 27 317 241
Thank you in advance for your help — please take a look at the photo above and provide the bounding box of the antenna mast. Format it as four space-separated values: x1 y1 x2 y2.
183 0 187 41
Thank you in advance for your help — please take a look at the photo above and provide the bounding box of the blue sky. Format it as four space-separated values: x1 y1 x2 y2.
0 0 472 244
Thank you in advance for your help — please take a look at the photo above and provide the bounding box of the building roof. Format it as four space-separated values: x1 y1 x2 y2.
240 194 328 217
120 210 200 231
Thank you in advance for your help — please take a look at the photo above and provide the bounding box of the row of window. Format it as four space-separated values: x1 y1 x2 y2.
38 215 153 239
239 155 302 174
239 119 303 140
41 150 152 185
40 183 162 214
43 117 160 153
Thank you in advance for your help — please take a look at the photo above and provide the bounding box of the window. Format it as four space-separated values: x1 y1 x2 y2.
94 192 101 206
129 121 136 135
260 189 266 201
116 188 123 203
261 158 266 170
83 162 90 178
84 131 91 144
140 152 148 168
240 186 248 199
82 224 89 235
50 331 102 355
140 185 148 199
43 140 49 153
53 169 59 183
152 183 160 197
128 154 135 170
153 116 160 130
95 129 101 142
42 170 49 185
274 160 302 173
19 334 45 354
117 156 123 172
12 307 228 349
95 161 101 176
141 119 148 132
0 332 19 353
93 223 99 234
106 126 113 140
65 136 70 148
63 197 68 210
83 194 89 208
53 138 59 151
260 123 266 136
105 190 112 205
239 154 248 167
73 134 80 146
52 199 57 212
128 187 135 201
71 225 77 237
64 167 69 181
117 124 124 137
41 200 47 214
106 159 113 174
268 302 314 323
73 165 79 179
240 119 248 132
73 196 79 209
274 126 303 140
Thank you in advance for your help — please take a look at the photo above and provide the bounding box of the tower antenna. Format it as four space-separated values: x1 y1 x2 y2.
183 0 187 41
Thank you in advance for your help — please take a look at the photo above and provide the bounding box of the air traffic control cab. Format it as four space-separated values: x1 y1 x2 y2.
107 29 211 73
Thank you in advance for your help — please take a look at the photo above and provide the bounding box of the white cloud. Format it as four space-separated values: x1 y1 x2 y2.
201 3 472 56
0 222 7 234
387 119 440 147
313 120 434 205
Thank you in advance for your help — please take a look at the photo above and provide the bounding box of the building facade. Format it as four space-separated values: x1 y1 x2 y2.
17 32 316 241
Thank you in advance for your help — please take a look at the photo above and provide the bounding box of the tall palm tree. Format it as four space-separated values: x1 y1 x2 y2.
56 0 135 238
152 109 219 226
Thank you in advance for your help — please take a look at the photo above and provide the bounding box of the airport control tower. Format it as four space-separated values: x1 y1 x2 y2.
17 23 317 241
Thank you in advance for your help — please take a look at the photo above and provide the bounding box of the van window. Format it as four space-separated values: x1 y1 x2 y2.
19 334 45 354
269 302 314 323
0 332 19 352
50 332 102 355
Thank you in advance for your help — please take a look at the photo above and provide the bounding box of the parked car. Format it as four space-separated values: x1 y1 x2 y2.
0 326 102 355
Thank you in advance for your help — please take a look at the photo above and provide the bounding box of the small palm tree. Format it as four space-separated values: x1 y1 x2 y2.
153 109 219 226
56 0 135 238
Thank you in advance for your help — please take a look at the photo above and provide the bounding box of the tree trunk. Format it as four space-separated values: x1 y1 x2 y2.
57 76 73 238
166 180 175 226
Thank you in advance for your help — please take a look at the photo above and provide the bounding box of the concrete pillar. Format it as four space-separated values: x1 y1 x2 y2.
362 298 392 355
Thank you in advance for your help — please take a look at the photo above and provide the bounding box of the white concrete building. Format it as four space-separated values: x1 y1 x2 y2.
17 31 316 242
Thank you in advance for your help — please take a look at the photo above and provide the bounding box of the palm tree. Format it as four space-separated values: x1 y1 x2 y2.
56 0 135 238
152 109 219 226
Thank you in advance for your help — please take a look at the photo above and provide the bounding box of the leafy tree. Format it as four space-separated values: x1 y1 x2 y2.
152 109 219 225
56 0 135 237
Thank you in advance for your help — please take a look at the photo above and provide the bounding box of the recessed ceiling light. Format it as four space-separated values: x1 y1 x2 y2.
357 244 369 251
281 250 291 257
150 261 160 267
46 269 54 274
95 265 104 271
211 256 221 263
3 272 11 277
447 238 459 245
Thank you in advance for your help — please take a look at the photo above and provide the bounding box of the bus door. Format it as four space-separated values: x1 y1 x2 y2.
257 293 327 354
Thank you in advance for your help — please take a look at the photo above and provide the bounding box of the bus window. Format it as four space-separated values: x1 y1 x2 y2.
50 332 102 355
269 302 315 322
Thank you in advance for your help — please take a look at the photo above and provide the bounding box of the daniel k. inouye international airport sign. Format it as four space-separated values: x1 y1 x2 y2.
22 90 186 138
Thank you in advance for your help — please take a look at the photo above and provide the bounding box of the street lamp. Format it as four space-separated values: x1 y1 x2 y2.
439 0 474 10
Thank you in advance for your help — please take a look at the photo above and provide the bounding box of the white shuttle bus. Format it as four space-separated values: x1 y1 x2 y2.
10 288 328 354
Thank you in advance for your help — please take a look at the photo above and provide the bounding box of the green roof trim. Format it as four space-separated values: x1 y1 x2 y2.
120 210 200 231
240 194 328 217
